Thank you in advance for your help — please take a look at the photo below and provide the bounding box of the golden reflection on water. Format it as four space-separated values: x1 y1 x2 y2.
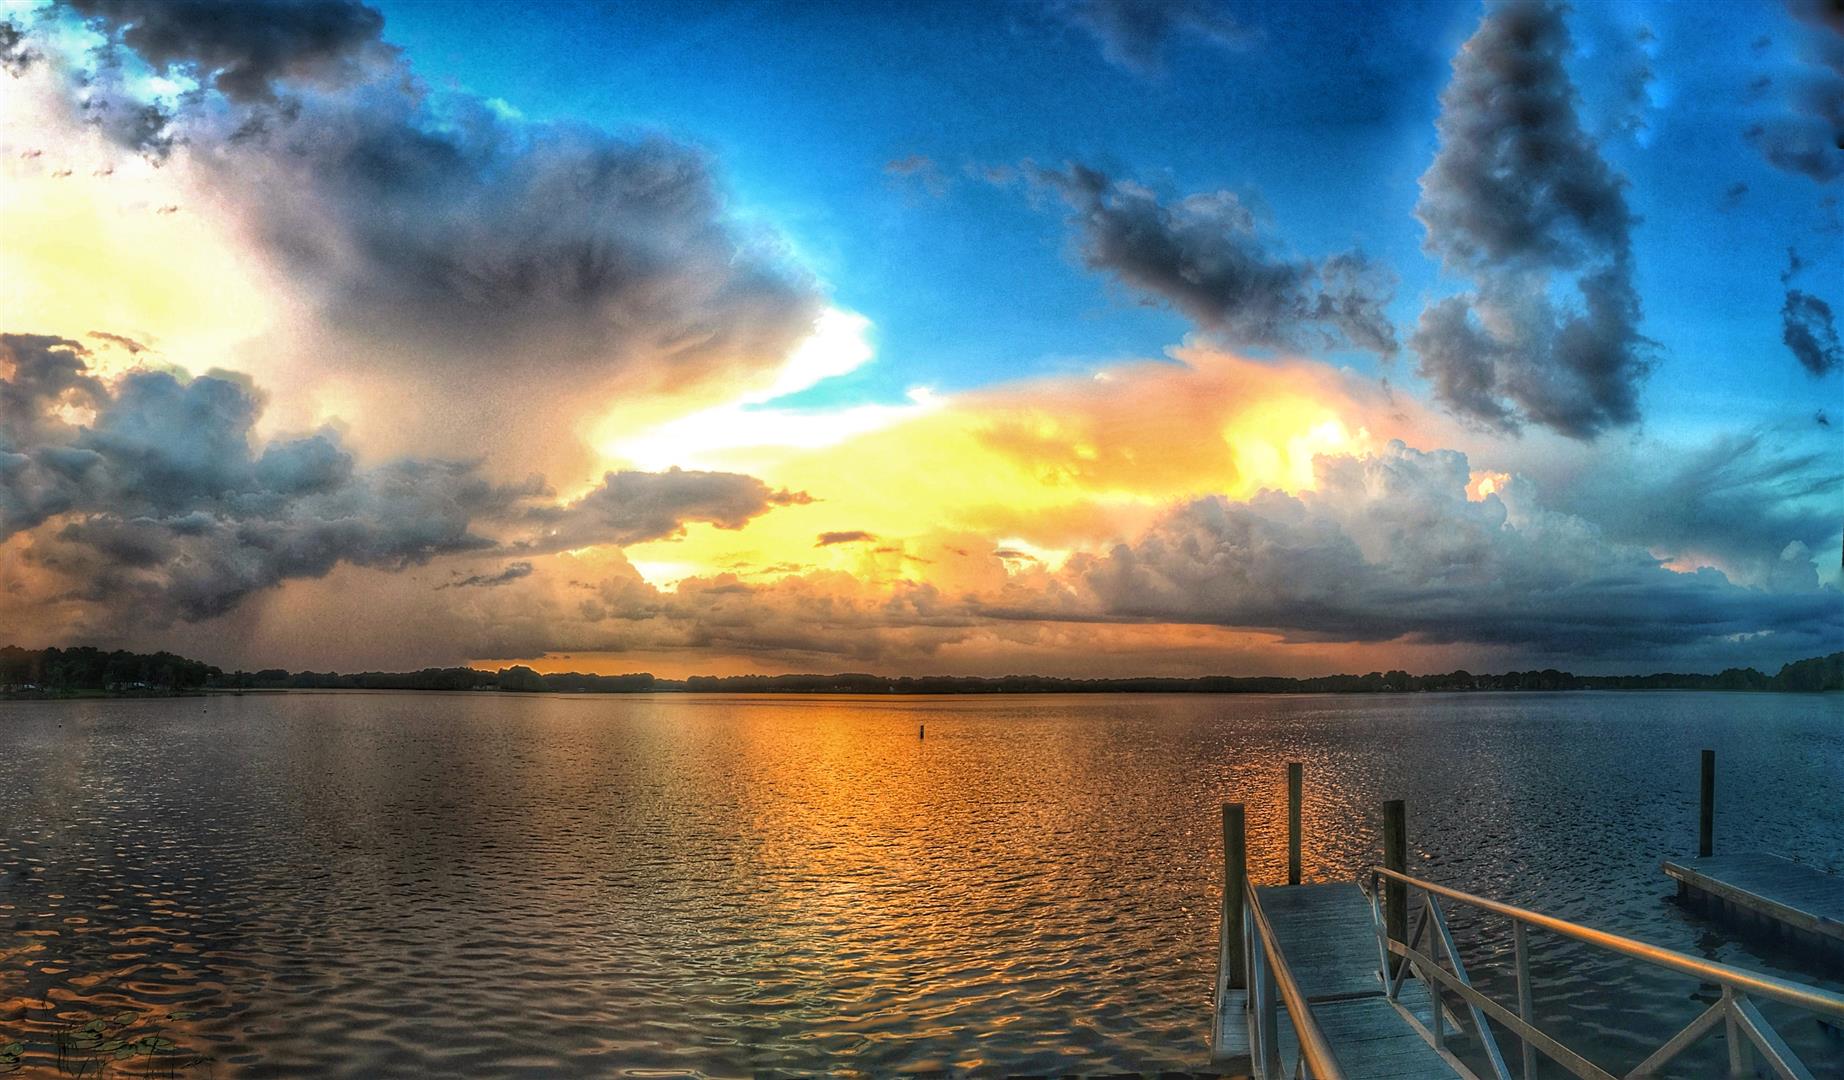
0 691 1839 1077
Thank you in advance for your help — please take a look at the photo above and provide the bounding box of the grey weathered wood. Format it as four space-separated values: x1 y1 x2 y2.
1699 748 1715 858
1212 987 1250 1068
1252 882 1460 1078
1288 762 1303 886
1311 997 1465 1079
1663 852 1844 950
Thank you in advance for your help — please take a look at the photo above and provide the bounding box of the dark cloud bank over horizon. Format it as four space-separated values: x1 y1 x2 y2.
0 334 797 628
1037 441 1842 663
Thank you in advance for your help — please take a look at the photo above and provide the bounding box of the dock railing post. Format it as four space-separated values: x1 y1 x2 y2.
1287 762 1302 886
1223 803 1247 991
1383 799 1407 977
1699 748 1715 858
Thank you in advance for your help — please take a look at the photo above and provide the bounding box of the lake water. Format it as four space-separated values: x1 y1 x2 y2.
0 691 1839 1077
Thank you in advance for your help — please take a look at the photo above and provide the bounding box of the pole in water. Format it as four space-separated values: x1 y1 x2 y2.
1222 803 1247 990
919 723 924 740
1287 761 1303 886
1699 748 1715 858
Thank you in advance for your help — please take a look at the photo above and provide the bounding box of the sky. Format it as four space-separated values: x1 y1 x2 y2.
0 0 1838 678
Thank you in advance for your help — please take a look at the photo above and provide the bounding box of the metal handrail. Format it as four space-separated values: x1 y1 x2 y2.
1369 865 1844 1017
1245 882 1348 1079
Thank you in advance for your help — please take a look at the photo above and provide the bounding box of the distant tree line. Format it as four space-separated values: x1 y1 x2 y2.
0 646 219 693
4 646 1839 697
671 656 1842 694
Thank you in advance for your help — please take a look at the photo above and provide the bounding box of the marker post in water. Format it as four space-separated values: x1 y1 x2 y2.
1699 748 1715 858
1287 762 1303 886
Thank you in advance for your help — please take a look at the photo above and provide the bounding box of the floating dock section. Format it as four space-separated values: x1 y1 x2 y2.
1664 852 1844 961
1664 749 1844 965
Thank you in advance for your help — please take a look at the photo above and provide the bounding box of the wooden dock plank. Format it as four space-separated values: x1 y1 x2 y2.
1313 998 1461 1079
1248 883 1460 1078
1258 884 1392 1002
1662 853 1844 946
1211 988 1249 1067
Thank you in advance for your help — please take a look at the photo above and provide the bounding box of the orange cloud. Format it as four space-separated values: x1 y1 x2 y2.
613 345 1441 591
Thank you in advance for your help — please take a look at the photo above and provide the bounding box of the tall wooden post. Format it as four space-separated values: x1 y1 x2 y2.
1223 803 1247 990
1287 762 1303 886
1699 749 1715 858
1383 799 1407 976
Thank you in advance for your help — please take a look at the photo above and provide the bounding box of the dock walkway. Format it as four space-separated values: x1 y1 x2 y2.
1214 884 1460 1078
1663 852 1844 958
1212 754 1844 1079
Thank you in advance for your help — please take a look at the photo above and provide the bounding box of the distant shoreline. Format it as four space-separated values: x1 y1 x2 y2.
6 646 1841 697
0 689 207 701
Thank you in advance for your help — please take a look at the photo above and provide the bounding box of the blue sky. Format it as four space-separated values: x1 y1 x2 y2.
2 0 1838 675
373 0 1839 426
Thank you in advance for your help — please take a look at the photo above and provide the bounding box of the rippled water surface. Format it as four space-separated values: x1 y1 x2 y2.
0 691 1840 1077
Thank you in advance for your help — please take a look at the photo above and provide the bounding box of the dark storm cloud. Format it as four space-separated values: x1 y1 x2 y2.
1036 441 1841 658
0 16 34 74
1780 248 1843 375
1030 163 1399 358
65 0 391 101
522 469 810 554
204 92 823 385
31 1 824 394
441 561 534 590
1744 0 1844 183
1412 0 1651 439
1046 0 1250 77
0 336 799 621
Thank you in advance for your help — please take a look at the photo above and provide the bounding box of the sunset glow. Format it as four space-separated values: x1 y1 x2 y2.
0 0 1836 679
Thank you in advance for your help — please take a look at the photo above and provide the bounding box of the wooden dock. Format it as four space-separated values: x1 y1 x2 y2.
1665 750 1844 965
1209 755 1844 1080
1213 884 1461 1078
1664 852 1844 960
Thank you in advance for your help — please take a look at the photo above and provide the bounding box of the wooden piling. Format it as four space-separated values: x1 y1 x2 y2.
1287 762 1303 886
1699 749 1715 858
919 724 924 740
1383 799 1407 975
1223 802 1247 990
